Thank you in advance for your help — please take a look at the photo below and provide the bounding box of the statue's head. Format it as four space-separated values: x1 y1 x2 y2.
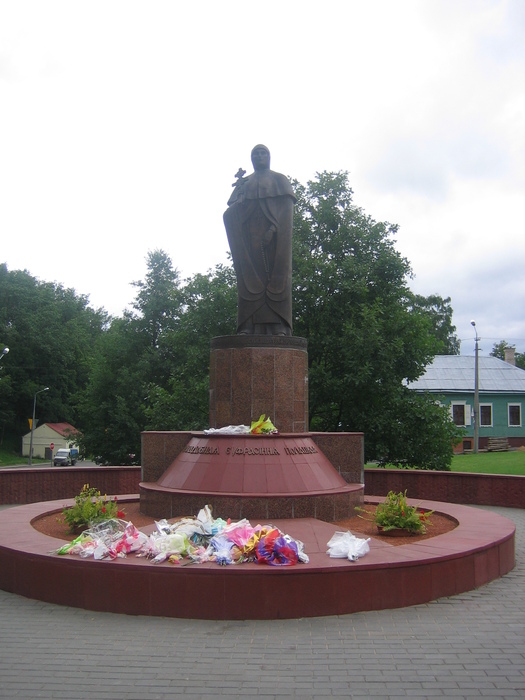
251 144 270 172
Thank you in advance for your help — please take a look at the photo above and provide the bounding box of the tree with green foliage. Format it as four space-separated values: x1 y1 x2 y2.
130 249 183 349
409 294 460 355
76 249 184 463
292 172 460 468
491 340 525 370
0 263 107 446
144 264 237 431
77 252 237 461
76 317 148 464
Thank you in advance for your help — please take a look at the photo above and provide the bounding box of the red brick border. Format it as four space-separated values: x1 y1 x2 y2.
0 466 141 505
364 469 525 508
2 467 523 509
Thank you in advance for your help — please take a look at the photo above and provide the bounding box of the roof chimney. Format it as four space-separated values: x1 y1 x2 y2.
504 347 516 366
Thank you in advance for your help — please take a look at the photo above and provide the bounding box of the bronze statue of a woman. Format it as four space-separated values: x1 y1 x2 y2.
223 145 295 336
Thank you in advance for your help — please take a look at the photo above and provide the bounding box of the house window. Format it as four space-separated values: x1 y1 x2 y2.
508 404 522 427
480 404 493 427
451 403 466 426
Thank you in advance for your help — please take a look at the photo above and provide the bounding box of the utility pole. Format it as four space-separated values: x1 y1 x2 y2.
28 387 49 465
471 321 480 454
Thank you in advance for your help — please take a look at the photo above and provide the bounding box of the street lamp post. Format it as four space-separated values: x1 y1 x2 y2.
0 347 8 364
471 321 480 454
28 387 49 466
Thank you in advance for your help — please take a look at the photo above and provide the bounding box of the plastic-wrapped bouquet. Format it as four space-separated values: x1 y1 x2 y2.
250 414 278 434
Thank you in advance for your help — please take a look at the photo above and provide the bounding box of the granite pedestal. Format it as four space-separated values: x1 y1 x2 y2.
140 335 364 520
209 335 308 433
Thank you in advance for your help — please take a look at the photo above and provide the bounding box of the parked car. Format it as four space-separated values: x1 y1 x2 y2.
54 448 78 466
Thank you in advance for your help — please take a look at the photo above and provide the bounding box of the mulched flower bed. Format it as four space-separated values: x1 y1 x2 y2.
32 501 458 547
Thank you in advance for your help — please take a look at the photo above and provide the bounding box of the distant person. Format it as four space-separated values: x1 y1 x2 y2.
224 144 295 335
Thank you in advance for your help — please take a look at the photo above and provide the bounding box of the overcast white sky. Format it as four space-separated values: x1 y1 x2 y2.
1 0 524 356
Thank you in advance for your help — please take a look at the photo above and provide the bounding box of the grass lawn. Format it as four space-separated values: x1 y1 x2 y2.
366 450 525 475
0 445 49 468
450 449 525 475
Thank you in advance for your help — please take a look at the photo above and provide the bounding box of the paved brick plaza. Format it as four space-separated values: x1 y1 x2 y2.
0 505 523 700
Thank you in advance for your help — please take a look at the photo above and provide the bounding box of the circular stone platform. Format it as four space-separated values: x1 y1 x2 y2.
0 496 515 620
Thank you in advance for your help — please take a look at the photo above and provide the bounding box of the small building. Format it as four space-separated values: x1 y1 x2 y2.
22 422 79 460
408 355 525 452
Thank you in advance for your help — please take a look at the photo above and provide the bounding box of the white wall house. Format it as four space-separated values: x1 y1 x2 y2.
22 422 79 460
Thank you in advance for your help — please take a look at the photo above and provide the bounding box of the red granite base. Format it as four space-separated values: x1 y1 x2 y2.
209 336 309 433
140 482 364 520
141 431 365 486
139 432 365 520
0 496 515 620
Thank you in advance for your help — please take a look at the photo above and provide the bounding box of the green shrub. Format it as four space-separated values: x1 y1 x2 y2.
62 484 124 533
356 490 433 534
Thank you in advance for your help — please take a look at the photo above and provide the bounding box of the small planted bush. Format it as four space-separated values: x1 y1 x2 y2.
62 484 125 533
356 490 433 534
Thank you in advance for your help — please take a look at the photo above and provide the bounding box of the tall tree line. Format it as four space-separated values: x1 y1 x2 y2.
0 263 107 446
1 172 464 467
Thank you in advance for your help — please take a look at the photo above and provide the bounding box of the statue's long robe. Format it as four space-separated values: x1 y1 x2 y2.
224 169 296 333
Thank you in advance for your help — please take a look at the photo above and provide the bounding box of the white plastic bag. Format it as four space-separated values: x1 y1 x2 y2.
326 531 370 561
204 425 250 435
